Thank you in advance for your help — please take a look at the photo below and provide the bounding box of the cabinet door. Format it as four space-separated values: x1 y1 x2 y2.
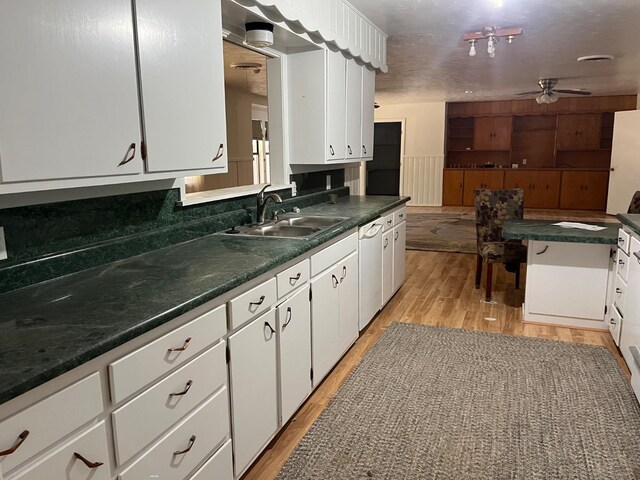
620 238 640 368
393 222 407 293
442 170 464 205
136 0 227 172
277 286 312 425
0 0 141 182
559 171 609 210
345 61 362 160
361 67 376 159
473 117 512 150
462 170 505 206
503 171 561 209
326 51 347 161
310 265 340 386
525 241 610 320
382 230 394 305
229 309 278 476
338 252 359 355
556 114 602 150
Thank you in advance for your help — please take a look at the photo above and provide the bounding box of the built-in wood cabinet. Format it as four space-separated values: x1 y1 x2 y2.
442 170 464 206
559 171 610 210
462 170 505 206
556 114 602 151
473 117 513 151
503 170 562 209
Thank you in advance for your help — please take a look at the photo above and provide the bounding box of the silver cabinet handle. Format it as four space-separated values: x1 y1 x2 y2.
395 231 399 241
616 288 623 294
610 318 617 325
536 246 549 255
619 259 625 266
340 266 347 282
329 145 335 156
264 321 276 336
348 145 353 155
362 145 367 155
384 238 389 248
212 143 224 162
249 295 266 307
289 273 301 284
173 435 196 456
118 143 136 166
168 337 192 353
331 275 339 287
282 307 292 331
169 380 193 397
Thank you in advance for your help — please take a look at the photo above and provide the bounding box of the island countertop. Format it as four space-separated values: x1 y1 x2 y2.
617 214 640 237
503 219 620 244
0 195 409 405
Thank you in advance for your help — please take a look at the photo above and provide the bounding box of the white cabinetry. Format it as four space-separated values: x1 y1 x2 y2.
358 219 383 330
393 220 407 293
361 67 376 159
523 240 611 329
228 309 279 477
277 285 312 425
135 0 227 173
0 0 142 183
621 237 640 375
288 49 374 165
382 229 394 305
310 233 359 386
380 206 407 305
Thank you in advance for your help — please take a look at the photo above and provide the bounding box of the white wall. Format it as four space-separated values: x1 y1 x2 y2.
374 102 446 206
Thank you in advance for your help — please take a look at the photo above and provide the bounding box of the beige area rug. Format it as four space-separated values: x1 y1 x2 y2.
406 212 476 254
278 323 640 480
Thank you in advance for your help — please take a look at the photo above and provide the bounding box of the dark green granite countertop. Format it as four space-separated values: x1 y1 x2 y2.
617 214 640 237
0 195 408 405
503 219 620 244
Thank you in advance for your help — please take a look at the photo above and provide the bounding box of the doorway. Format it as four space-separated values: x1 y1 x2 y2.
366 122 402 195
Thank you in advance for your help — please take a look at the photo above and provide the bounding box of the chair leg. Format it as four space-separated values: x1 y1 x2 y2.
475 255 483 289
515 264 521 289
485 263 493 302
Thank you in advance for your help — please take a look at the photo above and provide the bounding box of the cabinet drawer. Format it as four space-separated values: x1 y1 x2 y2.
112 343 226 465
393 207 406 224
609 303 622 347
119 388 230 480
618 229 630 255
276 259 309 299
617 250 630 283
228 278 277 330
11 422 110 480
382 213 394 231
189 439 233 480
109 304 226 404
310 232 358 277
614 275 627 317
0 373 103 474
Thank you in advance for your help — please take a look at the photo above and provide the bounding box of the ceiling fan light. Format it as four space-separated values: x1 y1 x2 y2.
469 40 477 57
549 93 559 103
535 95 544 104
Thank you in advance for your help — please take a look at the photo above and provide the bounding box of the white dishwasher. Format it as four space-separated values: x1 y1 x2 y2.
358 218 384 331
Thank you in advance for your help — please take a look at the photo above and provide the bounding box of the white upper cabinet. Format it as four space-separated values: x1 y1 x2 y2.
345 60 362 160
135 0 227 173
326 51 347 161
361 67 376 159
0 0 142 183
289 49 374 165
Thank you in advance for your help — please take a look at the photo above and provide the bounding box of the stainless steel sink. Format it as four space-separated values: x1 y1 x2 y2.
221 214 348 239
275 215 347 228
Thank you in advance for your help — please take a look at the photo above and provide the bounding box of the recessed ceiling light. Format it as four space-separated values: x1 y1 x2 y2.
577 54 615 63
465 90 473 94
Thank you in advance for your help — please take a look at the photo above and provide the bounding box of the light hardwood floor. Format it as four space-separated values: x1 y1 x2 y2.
242 207 627 480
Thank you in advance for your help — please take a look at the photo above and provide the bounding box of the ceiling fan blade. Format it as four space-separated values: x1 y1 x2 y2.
553 89 591 95
515 91 542 96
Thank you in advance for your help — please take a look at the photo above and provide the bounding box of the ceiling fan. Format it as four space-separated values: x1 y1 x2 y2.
516 78 591 104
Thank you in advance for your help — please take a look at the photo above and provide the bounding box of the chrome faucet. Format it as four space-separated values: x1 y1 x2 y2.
256 184 283 224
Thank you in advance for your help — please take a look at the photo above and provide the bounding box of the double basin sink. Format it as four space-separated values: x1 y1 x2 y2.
225 215 348 239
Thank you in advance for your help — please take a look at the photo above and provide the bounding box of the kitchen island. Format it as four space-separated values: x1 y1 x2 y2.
503 219 619 330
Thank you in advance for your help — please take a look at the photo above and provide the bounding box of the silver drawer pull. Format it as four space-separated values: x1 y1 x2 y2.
0 430 29 457
212 144 224 162
282 307 293 331
619 259 625 265
616 288 623 294
169 380 193 397
610 318 617 325
74 452 104 469
536 246 549 255
168 337 192 353
289 273 301 283
174 435 196 456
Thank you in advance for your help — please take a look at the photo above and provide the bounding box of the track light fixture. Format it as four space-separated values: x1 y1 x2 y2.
463 26 522 59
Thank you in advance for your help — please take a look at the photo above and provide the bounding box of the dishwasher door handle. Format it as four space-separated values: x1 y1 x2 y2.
363 223 383 238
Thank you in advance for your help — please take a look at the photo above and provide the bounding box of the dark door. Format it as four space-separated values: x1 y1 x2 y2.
366 122 401 195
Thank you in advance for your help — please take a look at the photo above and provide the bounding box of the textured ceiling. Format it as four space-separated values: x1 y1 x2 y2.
347 0 640 104
223 40 268 97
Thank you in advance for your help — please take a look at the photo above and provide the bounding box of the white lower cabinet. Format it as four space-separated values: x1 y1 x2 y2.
228 309 278 477
11 422 110 480
393 220 407 293
621 237 640 373
119 388 230 480
277 286 312 425
189 440 233 480
310 243 359 387
382 230 394 305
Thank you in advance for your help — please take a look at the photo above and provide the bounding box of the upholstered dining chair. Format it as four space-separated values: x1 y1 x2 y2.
474 188 527 302
628 191 640 214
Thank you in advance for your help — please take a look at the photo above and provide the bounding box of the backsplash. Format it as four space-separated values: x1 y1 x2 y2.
0 171 349 294
291 168 345 195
